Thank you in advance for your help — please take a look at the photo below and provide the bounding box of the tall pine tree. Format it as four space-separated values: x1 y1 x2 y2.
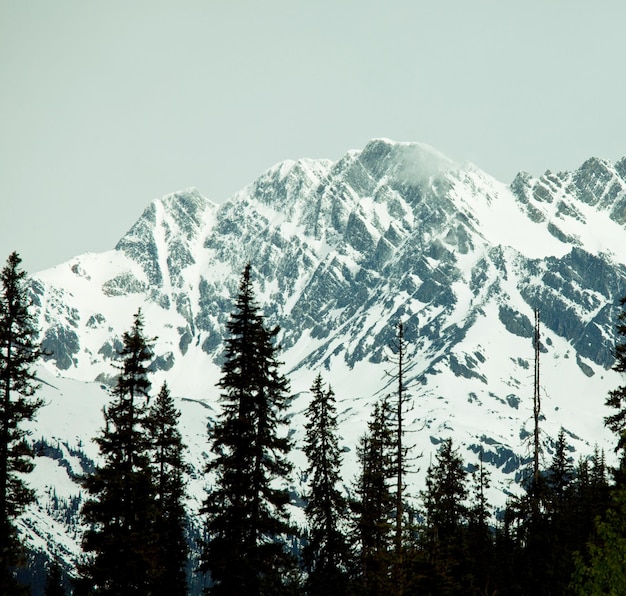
80 309 157 595
146 381 188 596
540 429 577 594
418 438 469 594
465 452 495 594
605 295 626 483
303 374 349 595
351 397 395 595
0 252 43 593
201 264 296 595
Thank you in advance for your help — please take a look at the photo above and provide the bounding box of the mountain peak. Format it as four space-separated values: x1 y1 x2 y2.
22 139 626 574
112 187 216 290
573 156 626 213
357 138 458 183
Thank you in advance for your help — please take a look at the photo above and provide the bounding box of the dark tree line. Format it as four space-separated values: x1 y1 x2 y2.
78 310 188 595
571 295 626 594
3 253 626 595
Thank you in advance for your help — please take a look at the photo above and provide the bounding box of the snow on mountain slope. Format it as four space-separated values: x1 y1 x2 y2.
20 139 626 577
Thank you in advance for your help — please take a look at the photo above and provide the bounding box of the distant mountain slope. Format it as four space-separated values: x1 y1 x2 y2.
21 138 626 582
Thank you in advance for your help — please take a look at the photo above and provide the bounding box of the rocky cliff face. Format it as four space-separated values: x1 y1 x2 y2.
21 139 626 579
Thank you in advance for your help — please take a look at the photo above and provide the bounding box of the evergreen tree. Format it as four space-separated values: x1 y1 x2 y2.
571 487 626 595
201 264 296 595
561 451 610 577
493 503 523 594
539 429 576 595
465 453 495 594
570 295 626 593
351 398 394 595
502 459 557 594
495 437 611 595
303 374 349 595
80 309 157 594
546 428 574 510
604 296 626 485
575 447 610 535
0 252 43 592
418 438 468 594
146 382 188 596
44 560 66 596
605 295 626 483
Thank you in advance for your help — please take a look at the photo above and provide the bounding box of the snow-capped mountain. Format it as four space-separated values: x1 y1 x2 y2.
20 139 626 581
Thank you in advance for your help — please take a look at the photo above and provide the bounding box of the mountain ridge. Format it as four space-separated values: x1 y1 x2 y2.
18 138 626 581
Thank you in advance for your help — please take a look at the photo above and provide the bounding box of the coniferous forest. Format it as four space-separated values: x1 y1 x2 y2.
3 251 626 594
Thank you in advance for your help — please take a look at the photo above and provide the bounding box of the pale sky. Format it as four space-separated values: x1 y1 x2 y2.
1 1 625 274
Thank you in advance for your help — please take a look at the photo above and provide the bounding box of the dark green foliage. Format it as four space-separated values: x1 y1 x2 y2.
571 295 626 594
146 382 189 596
605 296 626 482
546 429 575 508
538 429 578 594
351 398 395 595
80 310 157 594
44 560 66 596
10 271 626 593
303 374 349 595
527 430 577 594
571 487 626 595
417 438 468 594
570 448 610 546
496 433 611 595
0 252 43 592
421 439 468 549
501 430 577 595
201 264 296 595
465 456 495 594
